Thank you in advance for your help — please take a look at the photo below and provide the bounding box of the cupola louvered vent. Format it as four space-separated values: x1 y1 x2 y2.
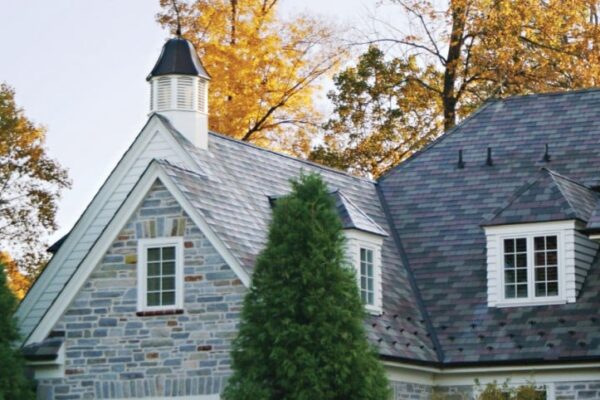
150 83 154 111
197 79 207 113
157 77 172 110
177 77 194 110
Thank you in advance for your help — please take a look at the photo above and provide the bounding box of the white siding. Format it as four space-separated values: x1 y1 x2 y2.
17 122 193 343
485 220 599 307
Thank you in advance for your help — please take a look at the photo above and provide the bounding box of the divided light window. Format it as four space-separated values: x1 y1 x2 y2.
146 246 176 307
360 247 374 305
137 238 184 312
503 234 559 302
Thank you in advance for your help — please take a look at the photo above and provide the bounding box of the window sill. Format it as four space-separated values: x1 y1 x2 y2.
136 309 184 317
493 299 566 308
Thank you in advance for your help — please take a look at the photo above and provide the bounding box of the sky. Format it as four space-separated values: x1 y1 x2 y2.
0 0 391 245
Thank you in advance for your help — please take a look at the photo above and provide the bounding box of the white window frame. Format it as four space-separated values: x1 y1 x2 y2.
485 221 572 307
497 231 564 306
137 237 185 312
344 230 383 315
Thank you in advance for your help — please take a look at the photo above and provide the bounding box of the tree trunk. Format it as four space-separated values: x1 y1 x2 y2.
443 1 467 131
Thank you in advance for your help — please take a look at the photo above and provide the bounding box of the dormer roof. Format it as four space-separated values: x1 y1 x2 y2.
332 190 388 236
484 168 598 226
147 37 210 81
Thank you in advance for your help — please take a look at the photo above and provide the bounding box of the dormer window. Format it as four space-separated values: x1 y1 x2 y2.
500 233 561 303
360 247 375 305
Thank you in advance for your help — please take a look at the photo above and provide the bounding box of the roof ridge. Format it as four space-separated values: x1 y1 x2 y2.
483 170 547 224
542 167 594 191
378 100 498 182
207 131 375 184
495 86 600 102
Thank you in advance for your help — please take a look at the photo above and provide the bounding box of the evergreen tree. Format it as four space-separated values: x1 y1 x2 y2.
224 173 390 400
0 262 34 400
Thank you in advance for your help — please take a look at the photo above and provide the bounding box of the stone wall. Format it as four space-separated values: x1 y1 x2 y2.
391 381 432 399
36 180 245 399
555 381 600 400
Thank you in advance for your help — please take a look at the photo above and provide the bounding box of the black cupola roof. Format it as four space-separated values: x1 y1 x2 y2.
147 37 210 81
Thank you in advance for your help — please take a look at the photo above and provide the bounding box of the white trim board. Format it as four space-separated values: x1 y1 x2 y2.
384 360 600 386
17 115 198 342
26 161 249 345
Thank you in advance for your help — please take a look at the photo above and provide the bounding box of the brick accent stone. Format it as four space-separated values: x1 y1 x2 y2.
36 181 244 399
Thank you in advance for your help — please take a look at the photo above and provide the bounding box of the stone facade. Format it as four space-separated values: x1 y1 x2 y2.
36 180 245 399
555 381 600 400
391 381 432 399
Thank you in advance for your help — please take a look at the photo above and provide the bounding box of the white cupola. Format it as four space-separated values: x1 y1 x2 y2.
147 36 211 149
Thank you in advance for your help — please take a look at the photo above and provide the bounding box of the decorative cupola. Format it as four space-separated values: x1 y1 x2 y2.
147 35 211 149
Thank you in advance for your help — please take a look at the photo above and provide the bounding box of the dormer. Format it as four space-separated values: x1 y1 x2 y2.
333 191 388 314
483 169 599 307
147 36 211 149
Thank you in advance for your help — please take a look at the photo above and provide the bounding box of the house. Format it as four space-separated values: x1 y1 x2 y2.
16 34 600 400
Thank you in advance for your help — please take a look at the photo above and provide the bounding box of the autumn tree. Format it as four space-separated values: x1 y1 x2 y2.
158 0 347 156
0 253 29 300
224 174 390 400
312 0 600 176
0 83 70 278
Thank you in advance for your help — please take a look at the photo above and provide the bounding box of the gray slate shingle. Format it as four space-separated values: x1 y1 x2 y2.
380 89 600 364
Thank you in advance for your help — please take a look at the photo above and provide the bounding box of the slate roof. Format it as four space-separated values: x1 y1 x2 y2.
379 88 600 365
484 168 598 226
152 116 439 363
333 191 388 236
38 89 600 367
22 336 63 362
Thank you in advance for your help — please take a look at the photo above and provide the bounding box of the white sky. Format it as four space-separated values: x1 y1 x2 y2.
0 0 396 245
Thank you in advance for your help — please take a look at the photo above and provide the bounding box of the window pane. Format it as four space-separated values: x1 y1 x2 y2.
360 264 366 275
536 282 546 297
361 291 367 303
534 236 545 251
547 267 558 281
505 285 515 299
505 270 515 283
547 251 557 265
516 254 527 267
162 291 175 305
148 262 161 276
163 262 175 276
367 292 374 305
367 264 373 277
367 278 373 291
517 284 528 298
147 277 161 291
147 292 160 306
162 277 175 290
361 277 366 289
534 252 545 266
516 268 527 283
162 246 176 260
360 248 366 261
535 268 546 281
547 282 558 296
504 255 515 268
516 238 527 252
148 247 161 261
367 250 373 263
546 235 557 250
504 239 514 253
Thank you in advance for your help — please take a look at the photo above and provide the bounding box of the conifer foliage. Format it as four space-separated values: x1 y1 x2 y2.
0 262 34 400
224 173 390 400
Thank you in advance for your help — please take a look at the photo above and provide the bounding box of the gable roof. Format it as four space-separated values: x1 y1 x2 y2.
333 190 388 236
379 88 600 364
484 168 598 226
24 116 438 363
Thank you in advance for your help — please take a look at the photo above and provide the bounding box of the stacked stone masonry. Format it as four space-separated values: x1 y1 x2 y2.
36 180 245 399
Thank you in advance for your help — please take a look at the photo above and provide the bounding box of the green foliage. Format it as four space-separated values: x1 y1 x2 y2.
310 46 442 177
0 262 35 400
0 83 70 277
223 173 390 400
